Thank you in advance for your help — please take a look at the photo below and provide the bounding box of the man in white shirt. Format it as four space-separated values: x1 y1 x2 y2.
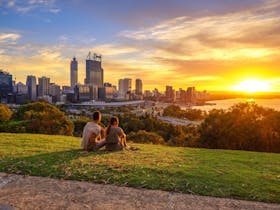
81 111 106 151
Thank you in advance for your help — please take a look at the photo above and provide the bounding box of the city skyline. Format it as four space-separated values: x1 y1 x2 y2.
1 0 280 92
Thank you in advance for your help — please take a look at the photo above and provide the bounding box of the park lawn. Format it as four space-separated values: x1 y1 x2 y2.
0 133 279 203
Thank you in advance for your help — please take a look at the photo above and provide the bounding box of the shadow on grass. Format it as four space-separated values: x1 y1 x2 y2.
0 149 113 178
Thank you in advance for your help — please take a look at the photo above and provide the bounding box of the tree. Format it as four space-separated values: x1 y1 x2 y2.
163 105 206 120
0 104 13 122
16 101 74 135
199 103 280 153
163 105 182 118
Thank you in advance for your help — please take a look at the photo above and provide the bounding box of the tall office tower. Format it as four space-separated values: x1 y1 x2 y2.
165 85 173 98
85 52 104 87
38 76 50 97
186 87 196 103
135 79 143 95
26 75 37 101
123 78 132 93
165 85 175 102
70 57 78 87
0 70 13 100
118 79 124 92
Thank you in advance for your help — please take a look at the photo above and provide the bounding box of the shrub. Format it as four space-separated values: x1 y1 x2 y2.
15 101 74 135
0 104 13 122
127 130 165 144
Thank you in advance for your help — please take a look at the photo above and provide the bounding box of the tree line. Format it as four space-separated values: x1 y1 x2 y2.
1 101 280 153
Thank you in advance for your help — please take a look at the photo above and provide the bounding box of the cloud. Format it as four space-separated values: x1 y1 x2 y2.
49 8 60 13
88 44 139 57
118 0 280 62
0 33 21 43
1 0 60 14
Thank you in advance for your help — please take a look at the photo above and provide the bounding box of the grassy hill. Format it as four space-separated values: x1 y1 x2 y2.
0 133 279 203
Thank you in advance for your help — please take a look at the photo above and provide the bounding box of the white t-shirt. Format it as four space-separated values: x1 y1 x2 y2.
81 122 101 149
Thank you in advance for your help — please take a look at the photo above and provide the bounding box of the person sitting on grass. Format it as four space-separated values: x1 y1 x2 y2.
105 116 138 151
81 111 106 151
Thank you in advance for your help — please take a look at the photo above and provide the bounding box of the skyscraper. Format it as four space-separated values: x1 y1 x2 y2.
186 87 196 103
26 75 37 101
118 78 131 99
85 52 104 87
123 78 132 93
70 57 78 87
135 79 143 95
0 70 13 100
118 79 124 93
38 76 50 97
165 85 175 102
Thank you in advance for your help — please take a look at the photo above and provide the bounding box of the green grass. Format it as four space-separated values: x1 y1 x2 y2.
0 133 280 203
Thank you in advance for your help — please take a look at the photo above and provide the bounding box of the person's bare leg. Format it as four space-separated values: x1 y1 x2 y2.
122 136 128 147
96 139 106 150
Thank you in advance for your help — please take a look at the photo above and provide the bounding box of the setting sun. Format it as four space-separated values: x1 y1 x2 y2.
232 79 271 93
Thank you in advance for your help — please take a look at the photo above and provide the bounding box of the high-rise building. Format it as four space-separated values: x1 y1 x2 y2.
75 84 91 102
123 78 132 93
0 70 13 100
165 85 175 102
13 82 29 104
118 78 131 99
118 79 124 92
70 57 78 87
186 87 196 103
49 83 61 103
38 76 50 97
15 82 28 94
85 52 104 87
26 75 37 101
135 79 142 95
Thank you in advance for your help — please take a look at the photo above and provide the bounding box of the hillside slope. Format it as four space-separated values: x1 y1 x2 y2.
0 133 279 203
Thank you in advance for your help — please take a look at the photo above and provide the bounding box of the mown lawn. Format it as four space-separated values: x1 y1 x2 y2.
0 133 279 203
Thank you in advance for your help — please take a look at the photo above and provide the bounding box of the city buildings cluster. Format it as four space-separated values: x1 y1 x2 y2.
144 86 209 104
0 52 143 104
0 51 209 105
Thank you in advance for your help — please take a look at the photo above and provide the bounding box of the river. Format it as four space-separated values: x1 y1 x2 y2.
185 98 280 112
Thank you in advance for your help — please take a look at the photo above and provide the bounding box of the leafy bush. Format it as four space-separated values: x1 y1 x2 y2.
127 130 165 144
0 104 13 122
15 101 74 135
199 103 280 153
0 121 26 133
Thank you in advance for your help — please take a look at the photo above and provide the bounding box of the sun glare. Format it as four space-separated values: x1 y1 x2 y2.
233 79 271 93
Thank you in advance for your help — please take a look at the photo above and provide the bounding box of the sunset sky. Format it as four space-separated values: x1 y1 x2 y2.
0 0 279 92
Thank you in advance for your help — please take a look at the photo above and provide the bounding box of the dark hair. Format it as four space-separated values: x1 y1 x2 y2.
93 111 101 121
106 116 119 135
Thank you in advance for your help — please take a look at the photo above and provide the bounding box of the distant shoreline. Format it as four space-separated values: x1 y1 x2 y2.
207 91 280 101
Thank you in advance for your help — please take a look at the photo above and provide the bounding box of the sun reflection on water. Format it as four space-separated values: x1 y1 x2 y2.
246 98 255 103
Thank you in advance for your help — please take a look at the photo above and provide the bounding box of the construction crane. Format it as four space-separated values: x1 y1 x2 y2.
87 51 91 60
87 51 102 62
